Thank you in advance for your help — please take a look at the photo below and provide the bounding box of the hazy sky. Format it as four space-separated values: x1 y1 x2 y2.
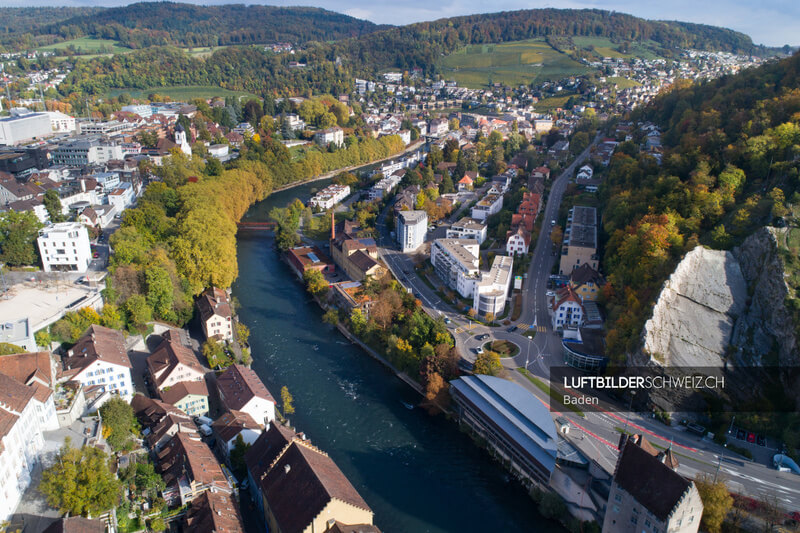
8 0 798 47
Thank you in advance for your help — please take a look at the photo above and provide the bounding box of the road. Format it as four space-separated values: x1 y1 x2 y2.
372 137 800 510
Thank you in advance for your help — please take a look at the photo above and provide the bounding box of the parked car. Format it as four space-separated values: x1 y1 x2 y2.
737 429 746 440
747 432 756 443
92 252 100 258
475 346 484 355
757 434 766 447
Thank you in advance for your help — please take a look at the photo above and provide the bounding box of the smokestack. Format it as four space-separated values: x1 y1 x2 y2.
330 210 335 241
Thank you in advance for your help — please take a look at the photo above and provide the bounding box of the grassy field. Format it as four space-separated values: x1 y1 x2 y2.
38 37 130 55
571 36 663 61
181 46 230 58
106 85 261 101
606 76 642 89
439 39 592 88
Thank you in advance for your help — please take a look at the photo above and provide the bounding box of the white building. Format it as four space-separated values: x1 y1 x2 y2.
78 120 132 136
61 325 134 405
216 364 276 427
473 255 513 317
314 126 344 147
471 193 504 221
576 165 593 180
0 370 56 522
37 222 92 272
367 173 403 201
208 144 229 160
309 184 350 210
446 217 487 244
121 104 153 118
284 114 306 131
551 287 585 331
397 210 427 253
45 111 76 133
197 287 234 343
107 182 135 211
0 109 53 146
429 118 449 137
506 227 531 255
431 238 480 298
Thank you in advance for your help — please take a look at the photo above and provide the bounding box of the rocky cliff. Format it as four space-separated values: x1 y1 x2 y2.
642 246 747 367
642 227 797 368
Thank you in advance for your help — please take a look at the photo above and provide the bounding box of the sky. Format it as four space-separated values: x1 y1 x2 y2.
5 0 798 47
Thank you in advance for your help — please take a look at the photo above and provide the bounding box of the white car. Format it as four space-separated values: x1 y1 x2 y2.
476 346 484 355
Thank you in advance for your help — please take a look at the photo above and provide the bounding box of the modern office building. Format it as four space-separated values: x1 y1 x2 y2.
473 255 513 317
397 210 428 253
559 206 599 275
37 222 92 272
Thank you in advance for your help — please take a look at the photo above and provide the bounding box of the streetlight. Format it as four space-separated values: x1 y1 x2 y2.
622 390 636 435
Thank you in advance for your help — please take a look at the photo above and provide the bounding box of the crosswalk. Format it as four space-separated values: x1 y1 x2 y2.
516 323 531 331
535 326 547 333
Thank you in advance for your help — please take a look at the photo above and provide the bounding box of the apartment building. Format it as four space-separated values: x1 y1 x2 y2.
37 222 92 272
447 217 487 244
559 206 599 275
473 255 513 317
431 238 480 298
397 210 428 253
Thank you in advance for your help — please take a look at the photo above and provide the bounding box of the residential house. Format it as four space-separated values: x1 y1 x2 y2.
61 325 133 404
531 166 551 180
314 127 344 148
470 193 503 222
159 380 210 418
603 435 702 533
258 439 376 533
429 118 449 137
212 410 261 458
182 491 245 533
157 432 232 506
216 364 276 427
245 423 300 519
131 393 196 451
446 217 487 244
506 226 531 255
576 165 593 181
309 184 350 210
430 238 480 298
0 362 59 522
146 330 205 392
569 264 604 302
551 286 585 331
0 351 59 431
457 171 476 192
330 219 387 282
197 287 234 342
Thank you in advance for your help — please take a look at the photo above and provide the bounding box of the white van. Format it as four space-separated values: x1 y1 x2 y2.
199 424 213 437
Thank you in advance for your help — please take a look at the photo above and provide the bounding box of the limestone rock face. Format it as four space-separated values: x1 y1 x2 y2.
731 227 797 366
642 246 747 367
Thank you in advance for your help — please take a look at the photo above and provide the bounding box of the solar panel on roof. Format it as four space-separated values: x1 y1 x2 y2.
307 252 320 263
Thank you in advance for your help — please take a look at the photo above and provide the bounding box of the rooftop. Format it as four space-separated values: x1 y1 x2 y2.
398 210 427 225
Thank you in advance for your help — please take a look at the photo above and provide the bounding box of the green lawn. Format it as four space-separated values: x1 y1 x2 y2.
38 37 130 55
606 76 641 89
486 340 519 358
570 36 664 61
439 38 592 89
535 94 574 111
181 46 230 58
517 368 585 417
106 85 260 101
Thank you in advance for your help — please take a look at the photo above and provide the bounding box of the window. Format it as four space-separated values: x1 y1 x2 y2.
630 516 638 525
614 494 622 503
645 519 651 527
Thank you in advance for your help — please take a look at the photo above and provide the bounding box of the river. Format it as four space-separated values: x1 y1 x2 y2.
232 178 562 533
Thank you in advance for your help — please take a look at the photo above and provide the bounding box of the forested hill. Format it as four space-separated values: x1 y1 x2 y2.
42 2 384 49
327 8 770 73
598 51 800 358
0 7 101 51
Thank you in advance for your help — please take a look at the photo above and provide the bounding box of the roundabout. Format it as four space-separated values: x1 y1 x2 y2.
483 339 521 358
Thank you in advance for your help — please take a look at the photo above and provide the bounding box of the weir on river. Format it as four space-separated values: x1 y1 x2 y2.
232 178 563 532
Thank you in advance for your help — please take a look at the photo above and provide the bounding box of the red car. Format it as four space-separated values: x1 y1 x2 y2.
92 252 100 258
747 432 756 443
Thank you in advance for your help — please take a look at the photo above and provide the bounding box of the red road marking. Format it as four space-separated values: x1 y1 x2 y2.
603 411 698 452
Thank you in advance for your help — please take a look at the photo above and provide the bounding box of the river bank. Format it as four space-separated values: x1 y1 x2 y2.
232 179 564 532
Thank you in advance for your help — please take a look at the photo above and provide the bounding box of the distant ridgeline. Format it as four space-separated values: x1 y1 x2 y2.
52 6 779 98
597 51 800 361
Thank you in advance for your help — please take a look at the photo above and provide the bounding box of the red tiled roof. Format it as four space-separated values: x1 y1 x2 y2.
217 364 275 411
183 491 244 533
159 380 209 406
211 409 259 444
147 333 204 388
63 325 130 377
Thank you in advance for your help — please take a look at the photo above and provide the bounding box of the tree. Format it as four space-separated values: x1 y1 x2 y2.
281 386 295 416
0 342 24 355
485 312 495 324
119 460 164 499
99 397 138 452
322 308 339 325
550 225 563 246
694 474 732 533
43 189 65 223
203 337 227 368
40 440 121 517
125 294 152 331
0 211 42 266
235 322 250 346
424 372 450 413
303 269 329 296
229 434 252 480
35 330 52 349
474 351 502 376
145 266 174 320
